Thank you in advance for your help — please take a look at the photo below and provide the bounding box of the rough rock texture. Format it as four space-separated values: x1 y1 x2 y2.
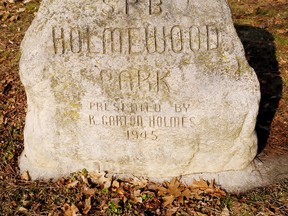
19 0 260 179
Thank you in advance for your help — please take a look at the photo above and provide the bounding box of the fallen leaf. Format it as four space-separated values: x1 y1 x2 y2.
131 177 148 189
82 187 97 196
83 197 91 215
21 171 30 181
18 207 28 212
195 212 207 216
80 175 89 184
0 114 3 125
89 172 112 189
158 177 182 198
132 196 142 204
71 204 80 216
158 177 196 205
204 179 226 197
9 15 18 22
63 204 80 216
133 189 141 197
112 180 120 188
190 178 209 190
67 180 79 188
116 187 125 196
162 195 174 206
178 188 192 203
24 0 32 4
110 198 121 206
17 8 26 13
1 12 9 21
166 207 179 216
132 190 142 203
220 206 230 216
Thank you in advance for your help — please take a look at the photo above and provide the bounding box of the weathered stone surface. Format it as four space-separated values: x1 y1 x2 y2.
19 0 260 179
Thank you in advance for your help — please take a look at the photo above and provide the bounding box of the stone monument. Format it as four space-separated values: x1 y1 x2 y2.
19 0 260 179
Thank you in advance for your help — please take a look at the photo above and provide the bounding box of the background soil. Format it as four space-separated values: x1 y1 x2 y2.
0 0 287 215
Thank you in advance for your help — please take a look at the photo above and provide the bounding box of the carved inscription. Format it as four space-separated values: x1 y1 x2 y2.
88 102 196 141
51 1 223 142
125 0 162 15
100 68 170 93
127 130 158 140
52 25 220 55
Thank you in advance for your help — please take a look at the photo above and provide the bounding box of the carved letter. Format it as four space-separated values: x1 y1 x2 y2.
189 26 200 51
70 27 82 53
52 27 65 54
156 71 170 92
171 25 183 53
119 70 133 91
103 28 123 54
89 115 96 125
199 25 208 50
100 69 113 90
125 0 138 15
128 28 143 54
137 70 152 91
207 26 219 50
145 25 166 54
102 0 115 15
149 0 162 15
170 117 180 128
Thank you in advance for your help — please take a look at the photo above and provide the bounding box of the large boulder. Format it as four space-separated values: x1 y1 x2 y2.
19 0 260 179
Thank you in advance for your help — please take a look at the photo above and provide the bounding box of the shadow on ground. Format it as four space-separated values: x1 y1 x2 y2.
235 25 283 153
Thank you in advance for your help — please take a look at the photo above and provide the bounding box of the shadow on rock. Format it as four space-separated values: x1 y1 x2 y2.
235 25 283 153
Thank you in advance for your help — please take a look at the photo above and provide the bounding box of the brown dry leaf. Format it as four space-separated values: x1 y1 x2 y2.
132 190 142 203
110 198 121 207
178 188 192 204
80 175 89 185
17 8 26 13
162 195 175 206
67 180 79 188
159 177 182 197
71 204 80 216
116 187 125 196
159 177 193 205
220 206 230 216
112 180 120 188
195 212 208 216
63 204 80 216
147 183 160 191
18 207 28 212
2 12 9 22
21 171 30 181
62 204 71 216
166 207 179 216
82 187 97 196
83 197 91 215
89 172 112 189
9 15 18 22
134 189 141 197
23 0 32 4
204 179 226 197
133 196 142 204
277 29 288 34
131 177 148 189
190 178 209 190
0 114 4 125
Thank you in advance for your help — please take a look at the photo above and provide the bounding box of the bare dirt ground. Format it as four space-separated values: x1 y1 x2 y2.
0 0 287 215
